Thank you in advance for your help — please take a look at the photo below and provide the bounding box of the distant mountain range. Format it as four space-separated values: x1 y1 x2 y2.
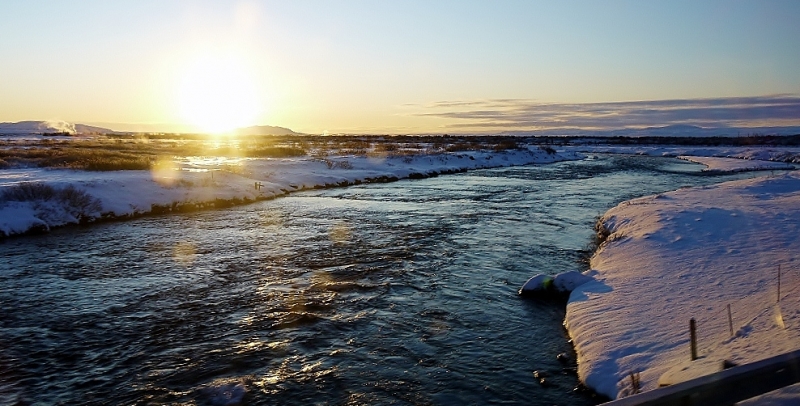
2 121 799 137
0 121 298 136
498 124 800 138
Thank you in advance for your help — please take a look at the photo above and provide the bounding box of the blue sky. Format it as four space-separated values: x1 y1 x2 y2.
1 1 798 133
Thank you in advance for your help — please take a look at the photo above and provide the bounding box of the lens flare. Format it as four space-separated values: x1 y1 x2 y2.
151 157 179 186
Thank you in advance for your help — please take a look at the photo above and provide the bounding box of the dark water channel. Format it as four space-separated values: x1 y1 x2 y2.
0 155 773 405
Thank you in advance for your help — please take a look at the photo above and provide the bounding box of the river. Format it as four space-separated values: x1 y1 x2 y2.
0 155 770 405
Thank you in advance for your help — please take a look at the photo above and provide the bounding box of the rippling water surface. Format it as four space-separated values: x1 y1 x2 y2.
0 155 771 405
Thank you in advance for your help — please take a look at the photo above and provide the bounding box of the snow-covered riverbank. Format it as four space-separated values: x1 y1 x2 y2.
566 170 800 399
568 145 800 163
677 155 794 172
0 147 576 237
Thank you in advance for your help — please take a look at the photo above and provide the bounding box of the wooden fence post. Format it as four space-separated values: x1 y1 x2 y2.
727 304 734 337
690 318 698 361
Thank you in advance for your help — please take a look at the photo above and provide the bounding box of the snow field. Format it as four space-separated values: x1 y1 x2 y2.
566 171 800 399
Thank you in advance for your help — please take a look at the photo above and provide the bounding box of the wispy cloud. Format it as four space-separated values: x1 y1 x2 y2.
416 95 800 130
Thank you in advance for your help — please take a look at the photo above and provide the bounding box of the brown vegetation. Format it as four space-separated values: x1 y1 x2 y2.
0 134 534 171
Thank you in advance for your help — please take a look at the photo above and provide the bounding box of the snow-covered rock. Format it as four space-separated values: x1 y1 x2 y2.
554 270 596 292
519 271 595 297
519 274 555 295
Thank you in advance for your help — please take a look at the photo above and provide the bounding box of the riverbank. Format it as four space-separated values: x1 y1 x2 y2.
4 140 798 237
677 155 794 172
0 147 576 237
566 169 800 399
567 144 800 164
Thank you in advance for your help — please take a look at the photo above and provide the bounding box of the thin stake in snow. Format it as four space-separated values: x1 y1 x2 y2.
777 264 781 303
727 304 734 337
690 318 698 361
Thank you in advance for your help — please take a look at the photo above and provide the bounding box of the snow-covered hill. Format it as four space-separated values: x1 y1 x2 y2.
233 125 298 136
0 120 75 134
0 121 116 135
74 123 117 134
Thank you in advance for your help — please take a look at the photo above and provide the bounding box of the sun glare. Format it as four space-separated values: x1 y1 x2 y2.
177 55 260 134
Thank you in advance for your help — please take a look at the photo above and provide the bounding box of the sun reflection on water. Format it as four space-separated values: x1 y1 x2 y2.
172 241 197 266
329 222 352 245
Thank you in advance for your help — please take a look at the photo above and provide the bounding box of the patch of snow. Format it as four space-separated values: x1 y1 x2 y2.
738 382 800 406
556 271 596 293
677 156 794 173
0 201 46 234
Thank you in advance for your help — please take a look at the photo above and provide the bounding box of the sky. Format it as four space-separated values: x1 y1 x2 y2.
1 0 799 134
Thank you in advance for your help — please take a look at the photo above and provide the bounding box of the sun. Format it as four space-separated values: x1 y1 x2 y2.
176 55 260 134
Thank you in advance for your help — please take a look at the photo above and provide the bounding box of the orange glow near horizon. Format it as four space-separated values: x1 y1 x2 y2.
176 54 262 135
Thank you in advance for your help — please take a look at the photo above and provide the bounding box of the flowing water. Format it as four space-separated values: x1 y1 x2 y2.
0 155 775 405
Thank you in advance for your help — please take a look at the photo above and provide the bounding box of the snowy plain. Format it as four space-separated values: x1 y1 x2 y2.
2 142 800 402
